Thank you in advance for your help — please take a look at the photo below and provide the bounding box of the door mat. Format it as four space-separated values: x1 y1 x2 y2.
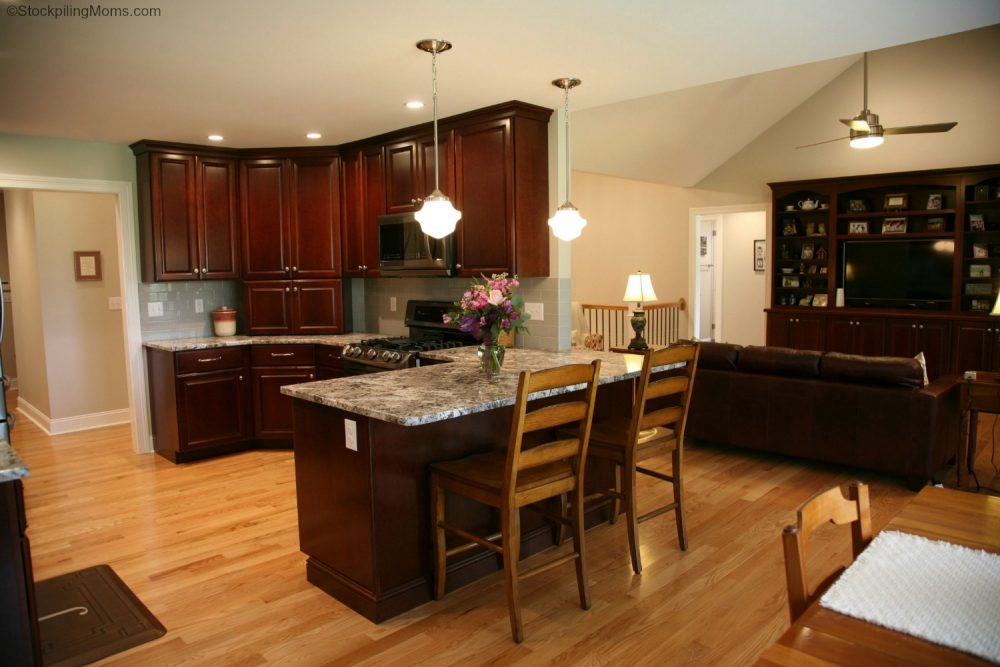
35 564 165 667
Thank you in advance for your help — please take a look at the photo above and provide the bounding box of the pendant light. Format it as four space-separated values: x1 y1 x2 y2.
414 39 461 239
548 77 587 241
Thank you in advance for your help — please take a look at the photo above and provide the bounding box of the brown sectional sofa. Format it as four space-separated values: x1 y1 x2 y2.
686 343 960 489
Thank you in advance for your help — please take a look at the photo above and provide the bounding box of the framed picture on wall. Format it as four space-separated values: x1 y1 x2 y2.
753 239 765 272
74 251 102 281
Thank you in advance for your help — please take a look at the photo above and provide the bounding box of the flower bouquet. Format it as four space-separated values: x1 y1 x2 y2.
444 273 530 379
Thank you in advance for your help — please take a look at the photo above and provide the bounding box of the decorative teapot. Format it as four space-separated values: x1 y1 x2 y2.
798 199 820 211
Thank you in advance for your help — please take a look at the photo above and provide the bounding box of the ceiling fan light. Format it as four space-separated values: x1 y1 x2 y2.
850 134 884 149
415 190 462 239
548 202 588 241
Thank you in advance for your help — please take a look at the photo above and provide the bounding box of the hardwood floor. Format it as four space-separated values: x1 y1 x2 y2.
11 411 998 665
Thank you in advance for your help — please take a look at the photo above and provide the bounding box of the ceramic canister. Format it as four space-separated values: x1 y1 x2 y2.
211 306 237 337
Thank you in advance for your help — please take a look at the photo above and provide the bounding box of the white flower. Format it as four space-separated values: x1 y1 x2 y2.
487 289 504 306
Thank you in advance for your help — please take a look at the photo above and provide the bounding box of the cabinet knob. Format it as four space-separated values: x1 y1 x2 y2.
411 197 424 205
285 266 290 273
239 375 243 381
193 268 200 274
293 286 298 292
455 263 462 269
357 265 363 271
285 287 290 292
309 374 314 379
292 266 297 272
203 267 207 274
362 265 367 270
919 325 924 329
912 324 917 329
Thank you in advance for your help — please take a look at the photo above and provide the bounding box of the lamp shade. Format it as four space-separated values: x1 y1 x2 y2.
991 292 1000 316
623 272 657 304
850 134 884 149
548 203 588 241
415 190 462 239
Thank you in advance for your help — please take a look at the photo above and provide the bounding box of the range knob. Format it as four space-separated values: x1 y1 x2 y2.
365 348 378 360
343 345 356 357
390 352 402 363
380 350 392 362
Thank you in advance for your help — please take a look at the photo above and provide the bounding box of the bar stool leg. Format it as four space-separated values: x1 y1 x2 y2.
625 454 642 574
572 484 591 610
673 447 688 551
431 479 447 599
501 506 523 643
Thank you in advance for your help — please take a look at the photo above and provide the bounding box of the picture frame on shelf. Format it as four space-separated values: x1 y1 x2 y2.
848 199 867 212
798 295 813 306
974 185 991 201
805 222 816 236
815 246 827 260
965 282 992 296
781 219 798 236
926 217 945 231
782 276 800 288
753 239 765 272
848 221 869 235
819 266 828 274
881 217 908 234
970 214 986 232
812 294 828 307
970 299 992 313
970 264 992 278
926 194 943 210
801 243 814 260
973 243 990 258
884 193 908 210
807 264 818 274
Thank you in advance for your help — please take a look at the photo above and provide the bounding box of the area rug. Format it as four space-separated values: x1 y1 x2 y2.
35 564 165 667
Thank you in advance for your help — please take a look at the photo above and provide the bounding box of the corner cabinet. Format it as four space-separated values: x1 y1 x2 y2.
132 142 240 282
767 162 1000 379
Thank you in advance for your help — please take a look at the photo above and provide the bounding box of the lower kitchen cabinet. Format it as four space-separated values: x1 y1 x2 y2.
147 347 252 463
250 345 316 444
316 345 345 379
0 479 41 666
243 279 343 335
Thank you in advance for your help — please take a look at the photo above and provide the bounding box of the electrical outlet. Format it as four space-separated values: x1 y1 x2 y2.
344 419 358 451
108 296 122 311
195 298 204 313
390 296 397 312
147 301 164 317
525 302 544 322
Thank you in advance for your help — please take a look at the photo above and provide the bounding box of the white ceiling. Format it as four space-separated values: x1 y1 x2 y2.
0 0 997 183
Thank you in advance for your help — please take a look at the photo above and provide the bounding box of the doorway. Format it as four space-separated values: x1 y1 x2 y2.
695 216 718 341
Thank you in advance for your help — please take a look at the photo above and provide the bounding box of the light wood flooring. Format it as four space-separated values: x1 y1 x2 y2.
10 407 999 666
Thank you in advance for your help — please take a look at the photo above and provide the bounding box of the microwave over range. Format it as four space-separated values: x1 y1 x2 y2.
377 212 456 277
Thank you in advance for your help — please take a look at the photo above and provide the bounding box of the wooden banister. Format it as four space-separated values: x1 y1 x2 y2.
579 298 686 351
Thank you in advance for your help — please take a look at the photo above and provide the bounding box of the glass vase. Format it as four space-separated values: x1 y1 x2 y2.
478 343 505 382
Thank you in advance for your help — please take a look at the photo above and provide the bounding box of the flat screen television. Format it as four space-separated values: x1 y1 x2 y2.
842 239 954 309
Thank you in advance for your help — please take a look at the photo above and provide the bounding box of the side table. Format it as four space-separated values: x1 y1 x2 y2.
958 371 1000 489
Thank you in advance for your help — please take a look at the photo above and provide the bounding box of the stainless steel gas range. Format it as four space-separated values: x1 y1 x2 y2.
341 300 476 374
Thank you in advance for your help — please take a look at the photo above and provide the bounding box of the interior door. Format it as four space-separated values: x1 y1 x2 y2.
698 217 716 341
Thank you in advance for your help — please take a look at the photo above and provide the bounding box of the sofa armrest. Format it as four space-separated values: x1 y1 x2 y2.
920 373 961 400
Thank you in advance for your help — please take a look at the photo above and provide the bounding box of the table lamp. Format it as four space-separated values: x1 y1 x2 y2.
623 271 657 350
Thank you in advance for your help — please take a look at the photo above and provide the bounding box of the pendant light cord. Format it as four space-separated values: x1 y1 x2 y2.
863 52 868 112
563 85 571 202
432 47 440 193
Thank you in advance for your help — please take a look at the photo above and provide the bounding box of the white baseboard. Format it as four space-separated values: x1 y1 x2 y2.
16 401 130 436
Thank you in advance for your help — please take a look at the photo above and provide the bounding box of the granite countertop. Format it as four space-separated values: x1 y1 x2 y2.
0 440 29 482
281 347 677 426
144 333 388 352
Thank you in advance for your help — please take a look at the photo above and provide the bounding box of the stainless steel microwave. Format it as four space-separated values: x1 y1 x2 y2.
377 213 456 276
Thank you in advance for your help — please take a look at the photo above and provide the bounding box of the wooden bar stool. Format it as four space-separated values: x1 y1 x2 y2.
429 360 602 643
585 343 699 574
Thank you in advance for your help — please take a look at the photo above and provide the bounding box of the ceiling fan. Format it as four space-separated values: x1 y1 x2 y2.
797 52 957 149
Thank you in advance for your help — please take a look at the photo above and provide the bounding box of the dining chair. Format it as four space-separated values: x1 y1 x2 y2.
584 343 700 575
782 481 872 622
429 360 602 643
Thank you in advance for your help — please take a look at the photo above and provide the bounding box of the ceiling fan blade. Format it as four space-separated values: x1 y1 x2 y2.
840 118 871 132
796 136 850 149
883 122 958 135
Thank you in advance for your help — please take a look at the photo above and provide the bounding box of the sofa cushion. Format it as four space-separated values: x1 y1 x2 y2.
821 352 924 388
737 346 822 378
697 342 742 371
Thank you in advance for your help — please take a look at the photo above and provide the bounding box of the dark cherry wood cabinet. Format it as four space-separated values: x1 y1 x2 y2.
0 478 41 666
250 345 315 444
952 319 1000 373
341 145 385 277
146 347 251 463
884 317 951 380
243 279 343 335
384 132 452 214
240 154 342 281
316 345 346 379
133 143 240 282
766 312 826 351
826 316 885 356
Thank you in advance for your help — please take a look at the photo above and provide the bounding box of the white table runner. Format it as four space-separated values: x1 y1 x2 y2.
820 530 1000 663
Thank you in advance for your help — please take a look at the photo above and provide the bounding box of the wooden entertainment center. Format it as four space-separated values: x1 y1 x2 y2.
767 163 1000 380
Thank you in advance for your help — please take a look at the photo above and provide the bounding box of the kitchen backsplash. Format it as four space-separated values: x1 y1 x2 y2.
139 280 243 341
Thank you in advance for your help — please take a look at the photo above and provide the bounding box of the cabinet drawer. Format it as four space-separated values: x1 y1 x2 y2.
316 345 343 367
251 344 316 367
176 347 246 374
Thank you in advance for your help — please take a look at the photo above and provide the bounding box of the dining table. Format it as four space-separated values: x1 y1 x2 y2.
756 486 1000 666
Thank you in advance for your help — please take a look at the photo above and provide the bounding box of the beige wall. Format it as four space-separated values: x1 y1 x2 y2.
32 192 128 419
718 210 767 345
0 194 17 381
3 190 49 415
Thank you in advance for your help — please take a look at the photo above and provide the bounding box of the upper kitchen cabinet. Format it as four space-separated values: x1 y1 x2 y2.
384 132 452 214
341 144 385 277
241 152 342 280
132 141 240 282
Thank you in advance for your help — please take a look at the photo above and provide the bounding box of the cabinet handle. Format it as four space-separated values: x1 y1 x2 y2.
411 197 424 205
197 356 223 363
271 352 295 357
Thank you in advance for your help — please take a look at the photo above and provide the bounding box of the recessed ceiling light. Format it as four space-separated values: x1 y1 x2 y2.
305 132 322 140
207 134 224 142
405 100 425 109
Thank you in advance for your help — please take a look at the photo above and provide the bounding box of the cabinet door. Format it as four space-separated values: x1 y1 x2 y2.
826 318 856 354
362 146 385 274
953 320 998 373
385 140 418 213
292 279 343 334
177 369 250 450
149 153 198 281
790 314 826 351
241 159 291 279
244 281 293 335
341 149 366 277
885 319 950 379
251 366 315 440
289 156 341 278
454 118 514 276
196 156 240 279
854 318 886 356
417 131 452 200
766 312 792 348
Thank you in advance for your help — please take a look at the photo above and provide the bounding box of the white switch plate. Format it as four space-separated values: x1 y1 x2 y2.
344 418 358 451
525 302 544 322
147 301 163 317
390 296 397 312
195 298 204 313
108 296 122 311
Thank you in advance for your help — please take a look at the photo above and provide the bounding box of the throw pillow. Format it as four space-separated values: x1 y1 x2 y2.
914 351 929 386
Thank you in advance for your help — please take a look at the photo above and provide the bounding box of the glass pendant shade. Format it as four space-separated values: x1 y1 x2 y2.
415 190 461 239
548 202 587 241
850 134 884 149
